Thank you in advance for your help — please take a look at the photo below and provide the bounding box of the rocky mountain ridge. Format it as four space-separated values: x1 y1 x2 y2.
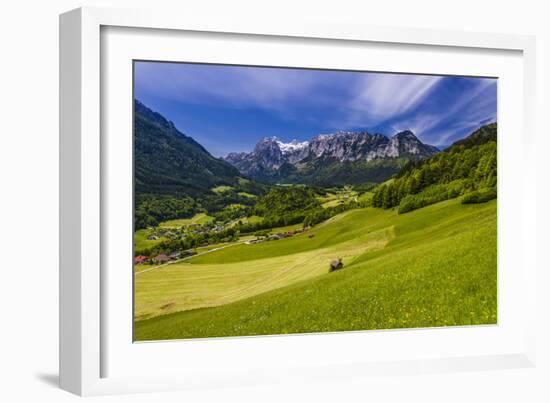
225 130 439 180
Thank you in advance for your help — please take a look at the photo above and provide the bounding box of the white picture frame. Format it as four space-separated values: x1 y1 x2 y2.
59 6 537 396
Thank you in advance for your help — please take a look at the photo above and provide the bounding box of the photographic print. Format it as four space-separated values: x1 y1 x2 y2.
133 62 497 341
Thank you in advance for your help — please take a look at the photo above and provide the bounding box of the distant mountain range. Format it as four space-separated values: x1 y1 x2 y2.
135 100 496 194
225 130 439 185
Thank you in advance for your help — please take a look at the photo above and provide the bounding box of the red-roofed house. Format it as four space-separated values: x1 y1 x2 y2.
134 255 148 265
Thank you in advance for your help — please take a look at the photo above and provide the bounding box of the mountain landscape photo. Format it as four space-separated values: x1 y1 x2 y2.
132 61 498 341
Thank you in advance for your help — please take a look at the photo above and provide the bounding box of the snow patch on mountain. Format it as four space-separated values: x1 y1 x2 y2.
276 139 310 155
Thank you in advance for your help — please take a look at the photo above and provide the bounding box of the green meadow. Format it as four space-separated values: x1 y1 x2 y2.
317 187 358 209
237 192 257 198
134 197 497 340
158 213 214 228
134 228 166 251
212 185 234 194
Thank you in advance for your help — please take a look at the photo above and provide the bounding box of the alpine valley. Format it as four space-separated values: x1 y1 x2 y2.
134 100 441 229
133 99 497 342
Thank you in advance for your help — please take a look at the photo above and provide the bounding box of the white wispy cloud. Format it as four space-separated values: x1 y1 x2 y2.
135 62 334 114
350 74 442 120
388 78 497 146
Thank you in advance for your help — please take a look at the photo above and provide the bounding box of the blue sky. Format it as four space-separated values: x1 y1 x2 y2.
134 61 497 157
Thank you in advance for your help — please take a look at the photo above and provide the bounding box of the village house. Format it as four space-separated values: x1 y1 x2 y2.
169 251 181 260
153 253 170 264
134 255 148 265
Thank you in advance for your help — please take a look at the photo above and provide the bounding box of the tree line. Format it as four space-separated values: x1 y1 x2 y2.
372 136 497 213
135 226 240 258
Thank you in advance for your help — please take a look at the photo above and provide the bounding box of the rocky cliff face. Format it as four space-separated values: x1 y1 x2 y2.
225 130 438 181
307 131 388 162
378 130 439 159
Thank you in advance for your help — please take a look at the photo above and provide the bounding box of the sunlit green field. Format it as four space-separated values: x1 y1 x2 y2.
357 191 373 203
244 215 262 223
134 213 215 252
158 213 213 228
238 192 257 198
134 198 497 341
212 185 234 193
134 263 156 274
317 188 358 209
134 229 167 251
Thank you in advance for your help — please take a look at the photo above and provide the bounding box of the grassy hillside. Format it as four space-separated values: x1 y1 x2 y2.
134 198 496 340
190 209 388 265
134 209 392 319
158 213 213 228
134 228 167 251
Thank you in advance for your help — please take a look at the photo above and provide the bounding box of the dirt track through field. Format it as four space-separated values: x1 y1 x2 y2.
134 240 248 276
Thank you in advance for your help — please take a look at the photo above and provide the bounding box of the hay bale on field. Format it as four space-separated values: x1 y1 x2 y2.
329 258 343 272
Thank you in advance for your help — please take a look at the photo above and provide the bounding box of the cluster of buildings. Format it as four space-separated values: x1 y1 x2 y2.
146 228 185 242
134 250 193 266
246 226 311 245
145 221 229 244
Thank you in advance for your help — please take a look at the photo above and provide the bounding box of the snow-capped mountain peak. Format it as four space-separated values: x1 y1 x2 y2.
276 139 310 155
224 129 438 180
